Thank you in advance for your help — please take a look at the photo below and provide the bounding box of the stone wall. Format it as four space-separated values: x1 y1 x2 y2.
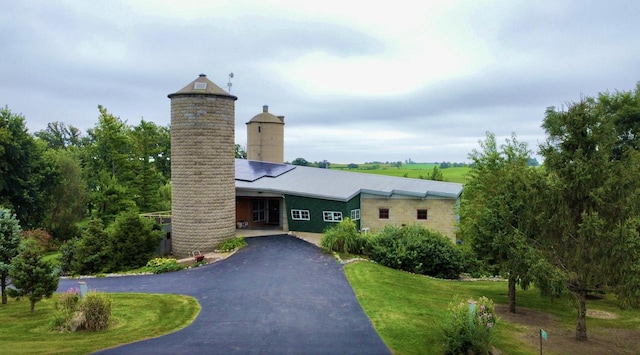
171 94 236 257
246 122 284 163
360 197 458 241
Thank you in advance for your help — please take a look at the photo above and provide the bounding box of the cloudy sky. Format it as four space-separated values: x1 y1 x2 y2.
2 0 639 163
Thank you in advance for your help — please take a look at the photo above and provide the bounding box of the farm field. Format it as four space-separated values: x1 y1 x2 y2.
331 163 470 184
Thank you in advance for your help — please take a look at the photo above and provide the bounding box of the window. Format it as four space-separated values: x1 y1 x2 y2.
323 211 342 222
379 208 389 219
253 200 265 222
350 209 361 221
291 209 310 221
417 209 428 220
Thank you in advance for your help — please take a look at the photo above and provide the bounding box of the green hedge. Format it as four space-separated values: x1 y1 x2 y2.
369 224 464 279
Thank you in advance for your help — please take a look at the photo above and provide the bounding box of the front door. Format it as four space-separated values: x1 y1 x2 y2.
268 199 280 225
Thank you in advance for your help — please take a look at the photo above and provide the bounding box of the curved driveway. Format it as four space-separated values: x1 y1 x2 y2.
58 235 390 354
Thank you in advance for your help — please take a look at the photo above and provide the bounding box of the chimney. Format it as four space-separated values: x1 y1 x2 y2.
263 105 268 113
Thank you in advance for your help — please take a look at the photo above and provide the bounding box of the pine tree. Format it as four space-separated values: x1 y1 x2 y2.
8 240 59 312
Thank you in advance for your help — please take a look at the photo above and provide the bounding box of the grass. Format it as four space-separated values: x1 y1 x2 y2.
345 261 640 355
42 252 61 268
330 163 470 184
0 293 200 354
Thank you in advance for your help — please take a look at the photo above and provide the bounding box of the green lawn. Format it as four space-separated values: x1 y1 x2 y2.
42 252 61 268
0 293 200 354
345 261 640 354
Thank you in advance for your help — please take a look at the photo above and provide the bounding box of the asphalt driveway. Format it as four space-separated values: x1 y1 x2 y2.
57 235 390 354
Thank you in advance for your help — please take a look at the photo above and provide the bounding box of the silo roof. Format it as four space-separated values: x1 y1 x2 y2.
247 105 284 124
168 74 237 99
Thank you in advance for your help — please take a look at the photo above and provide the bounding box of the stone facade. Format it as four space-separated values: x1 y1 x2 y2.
169 75 237 257
360 196 458 241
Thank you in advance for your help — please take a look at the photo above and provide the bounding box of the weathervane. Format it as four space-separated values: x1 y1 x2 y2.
227 72 234 93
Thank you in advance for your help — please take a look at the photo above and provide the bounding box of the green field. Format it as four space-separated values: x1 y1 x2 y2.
331 163 470 184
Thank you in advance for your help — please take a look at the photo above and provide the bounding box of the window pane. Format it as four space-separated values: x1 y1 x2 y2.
379 208 389 219
323 211 342 222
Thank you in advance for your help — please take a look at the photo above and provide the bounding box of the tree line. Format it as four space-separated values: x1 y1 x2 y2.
459 83 640 341
1 105 172 241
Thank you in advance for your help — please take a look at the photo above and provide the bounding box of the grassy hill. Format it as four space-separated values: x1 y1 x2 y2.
330 163 470 184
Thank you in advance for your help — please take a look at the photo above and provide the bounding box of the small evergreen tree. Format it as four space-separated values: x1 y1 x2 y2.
0 208 21 304
8 239 59 312
105 210 163 272
71 219 109 275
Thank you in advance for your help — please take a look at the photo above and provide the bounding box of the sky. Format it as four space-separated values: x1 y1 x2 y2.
2 0 639 164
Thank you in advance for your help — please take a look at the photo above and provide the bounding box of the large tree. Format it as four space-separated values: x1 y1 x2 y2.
0 209 21 304
34 121 82 150
460 132 540 313
0 107 55 227
130 119 167 212
44 149 86 241
84 106 135 217
538 89 640 341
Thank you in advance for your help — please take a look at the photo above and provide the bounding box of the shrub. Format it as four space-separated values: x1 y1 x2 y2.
105 210 163 272
369 224 464 279
144 258 184 274
51 288 81 332
216 237 247 252
20 229 57 252
321 218 369 254
457 243 495 278
49 223 81 243
442 296 497 354
80 292 112 331
52 291 113 332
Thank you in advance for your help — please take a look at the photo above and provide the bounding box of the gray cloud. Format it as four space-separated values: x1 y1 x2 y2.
1 1 639 164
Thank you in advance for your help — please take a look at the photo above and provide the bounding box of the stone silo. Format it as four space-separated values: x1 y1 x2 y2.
168 74 237 257
246 105 284 163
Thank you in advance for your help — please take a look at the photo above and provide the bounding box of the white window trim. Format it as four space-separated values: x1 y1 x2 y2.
323 211 343 222
291 209 310 221
350 209 361 221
